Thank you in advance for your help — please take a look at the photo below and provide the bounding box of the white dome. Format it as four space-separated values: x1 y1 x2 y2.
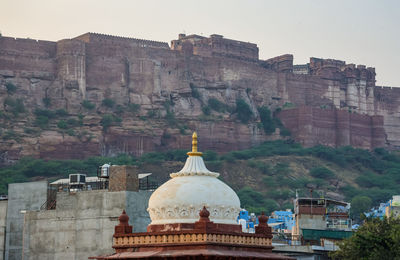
147 133 241 225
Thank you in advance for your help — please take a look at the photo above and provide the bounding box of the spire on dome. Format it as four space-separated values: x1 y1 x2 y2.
187 132 203 157
170 132 219 178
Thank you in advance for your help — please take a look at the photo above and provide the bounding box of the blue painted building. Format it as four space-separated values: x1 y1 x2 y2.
268 210 295 232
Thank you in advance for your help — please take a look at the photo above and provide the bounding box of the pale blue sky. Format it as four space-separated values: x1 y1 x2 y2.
1 0 399 86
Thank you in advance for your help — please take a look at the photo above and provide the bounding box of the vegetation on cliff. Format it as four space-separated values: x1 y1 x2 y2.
1 141 399 220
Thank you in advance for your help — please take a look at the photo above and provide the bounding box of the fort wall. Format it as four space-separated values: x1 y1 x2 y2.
171 34 259 61
0 37 56 76
0 32 400 163
278 106 385 149
74 32 169 49
261 54 294 73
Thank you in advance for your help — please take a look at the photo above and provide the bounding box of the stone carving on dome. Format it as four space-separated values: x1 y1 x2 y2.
148 204 240 224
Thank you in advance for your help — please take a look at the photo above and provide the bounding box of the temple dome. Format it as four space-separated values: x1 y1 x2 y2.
147 132 241 225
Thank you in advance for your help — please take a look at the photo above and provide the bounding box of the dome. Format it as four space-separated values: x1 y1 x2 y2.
147 133 241 225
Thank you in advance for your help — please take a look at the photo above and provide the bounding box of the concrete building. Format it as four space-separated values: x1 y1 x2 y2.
4 182 48 260
291 197 352 244
271 197 352 259
386 195 400 218
0 199 7 260
1 165 154 260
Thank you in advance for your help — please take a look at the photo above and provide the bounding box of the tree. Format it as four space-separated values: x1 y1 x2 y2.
309 166 335 179
330 217 400 260
350 195 372 221
258 106 275 134
235 99 253 123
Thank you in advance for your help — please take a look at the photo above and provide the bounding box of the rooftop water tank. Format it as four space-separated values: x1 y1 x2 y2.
98 163 111 178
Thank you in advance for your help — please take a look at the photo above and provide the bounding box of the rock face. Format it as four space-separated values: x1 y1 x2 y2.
0 32 399 164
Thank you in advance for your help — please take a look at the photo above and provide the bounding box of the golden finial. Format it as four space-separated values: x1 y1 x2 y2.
187 132 202 156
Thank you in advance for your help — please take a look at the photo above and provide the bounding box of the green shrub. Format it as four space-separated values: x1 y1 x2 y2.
42 97 51 107
66 118 79 127
247 160 271 174
100 114 121 131
208 98 226 113
190 83 201 100
146 110 158 118
350 195 372 220
102 98 115 108
82 100 95 110
203 150 218 161
128 103 140 113
273 162 290 175
165 111 177 126
235 99 253 123
258 106 275 134
55 109 68 117
262 176 277 187
101 114 114 130
5 82 17 94
220 153 235 162
164 150 187 162
116 105 124 114
57 120 68 129
77 114 84 126
237 187 265 208
23 128 38 135
66 129 75 136
280 128 291 136
2 130 20 141
34 109 56 119
309 167 335 179
282 102 295 109
206 160 223 171
35 115 49 128
4 97 25 116
178 125 187 135
202 106 211 115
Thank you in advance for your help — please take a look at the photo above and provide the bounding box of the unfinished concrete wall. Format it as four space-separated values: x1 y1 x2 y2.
292 214 326 240
5 181 48 260
23 189 151 260
126 191 152 231
0 200 8 260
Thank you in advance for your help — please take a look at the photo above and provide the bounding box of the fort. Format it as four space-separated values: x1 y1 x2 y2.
0 32 399 164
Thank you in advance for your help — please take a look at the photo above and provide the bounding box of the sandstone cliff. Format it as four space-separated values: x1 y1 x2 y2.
0 32 398 165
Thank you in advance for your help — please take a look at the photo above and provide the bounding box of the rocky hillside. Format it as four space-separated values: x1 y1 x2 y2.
1 140 399 221
1 32 400 165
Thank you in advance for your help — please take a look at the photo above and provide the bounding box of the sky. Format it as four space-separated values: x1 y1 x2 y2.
1 0 399 86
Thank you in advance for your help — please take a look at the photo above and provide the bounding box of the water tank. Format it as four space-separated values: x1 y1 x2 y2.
98 163 111 178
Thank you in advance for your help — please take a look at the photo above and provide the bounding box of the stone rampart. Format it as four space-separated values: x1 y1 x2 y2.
74 32 169 49
261 54 294 73
171 34 258 61
0 37 56 74
278 106 386 149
